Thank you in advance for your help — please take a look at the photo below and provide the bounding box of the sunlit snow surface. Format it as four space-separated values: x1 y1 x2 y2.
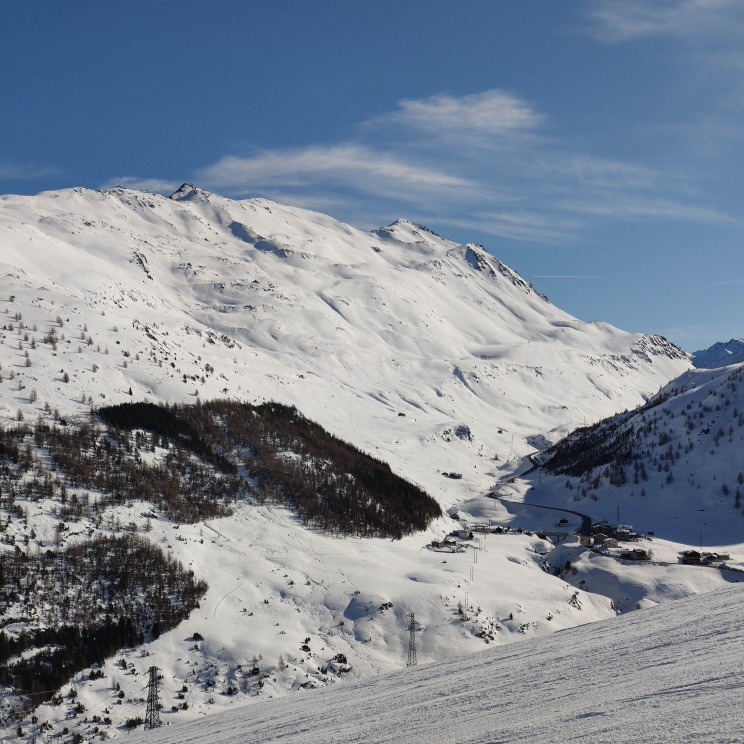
131 584 744 744
0 185 715 740
0 184 689 507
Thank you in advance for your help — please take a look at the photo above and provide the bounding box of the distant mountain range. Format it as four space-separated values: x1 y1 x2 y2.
693 338 744 368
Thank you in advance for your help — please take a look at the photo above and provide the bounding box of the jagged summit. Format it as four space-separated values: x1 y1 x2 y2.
170 182 206 201
170 182 199 198
372 218 449 248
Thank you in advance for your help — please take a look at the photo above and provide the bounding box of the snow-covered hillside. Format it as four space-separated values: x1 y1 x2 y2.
0 184 689 506
127 583 744 744
0 185 703 741
516 362 744 545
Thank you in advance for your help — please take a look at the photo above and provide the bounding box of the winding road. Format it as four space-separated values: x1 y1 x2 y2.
492 454 592 537
492 496 592 537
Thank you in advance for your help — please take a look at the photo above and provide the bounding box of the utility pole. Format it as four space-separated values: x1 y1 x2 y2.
406 613 417 667
144 666 161 729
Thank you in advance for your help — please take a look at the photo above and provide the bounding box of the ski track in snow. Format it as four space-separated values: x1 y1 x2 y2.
130 585 744 743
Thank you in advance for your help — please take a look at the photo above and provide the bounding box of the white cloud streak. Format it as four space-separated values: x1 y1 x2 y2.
199 144 471 193
440 211 583 244
110 87 735 245
536 153 661 191
706 277 744 287
553 195 736 224
586 0 741 42
378 90 544 139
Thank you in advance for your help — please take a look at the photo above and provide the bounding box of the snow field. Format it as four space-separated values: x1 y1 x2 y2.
0 185 712 740
128 583 744 744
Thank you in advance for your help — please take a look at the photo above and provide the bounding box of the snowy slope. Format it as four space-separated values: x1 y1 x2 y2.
516 362 744 545
0 185 701 741
0 184 690 507
127 583 744 744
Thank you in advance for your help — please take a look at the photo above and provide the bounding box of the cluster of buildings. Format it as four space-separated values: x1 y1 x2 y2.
589 521 652 560
678 550 730 565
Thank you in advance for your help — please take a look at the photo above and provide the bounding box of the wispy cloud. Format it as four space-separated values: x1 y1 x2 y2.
375 90 544 140
108 87 736 245
198 144 476 204
536 153 661 191
440 211 582 244
583 0 744 223
706 277 744 287
585 0 740 42
0 160 59 181
553 195 736 224
101 176 181 194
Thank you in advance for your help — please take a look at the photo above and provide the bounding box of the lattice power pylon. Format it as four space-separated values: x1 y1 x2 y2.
406 612 417 667
144 665 162 729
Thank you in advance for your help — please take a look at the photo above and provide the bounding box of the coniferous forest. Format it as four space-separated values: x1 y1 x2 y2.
0 398 440 711
100 399 442 538
0 534 206 705
0 399 439 537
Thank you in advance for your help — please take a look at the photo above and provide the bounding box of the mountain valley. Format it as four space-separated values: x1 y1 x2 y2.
0 185 738 742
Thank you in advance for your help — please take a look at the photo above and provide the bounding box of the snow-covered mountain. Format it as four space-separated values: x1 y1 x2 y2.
0 185 702 741
517 361 744 546
0 184 689 504
693 338 744 368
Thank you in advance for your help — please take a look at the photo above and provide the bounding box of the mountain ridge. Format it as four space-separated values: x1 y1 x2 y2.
0 185 702 739
0 185 690 492
520 360 744 545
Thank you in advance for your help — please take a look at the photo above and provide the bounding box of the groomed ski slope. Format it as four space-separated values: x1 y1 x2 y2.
132 584 744 744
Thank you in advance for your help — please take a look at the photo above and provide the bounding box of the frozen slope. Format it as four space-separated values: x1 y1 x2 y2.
0 185 690 507
130 584 744 744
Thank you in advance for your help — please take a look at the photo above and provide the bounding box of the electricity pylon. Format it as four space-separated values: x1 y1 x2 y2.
406 613 417 667
144 665 161 729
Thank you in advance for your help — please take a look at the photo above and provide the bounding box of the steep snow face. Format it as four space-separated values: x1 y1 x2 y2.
127 584 744 744
693 338 744 368
0 185 689 504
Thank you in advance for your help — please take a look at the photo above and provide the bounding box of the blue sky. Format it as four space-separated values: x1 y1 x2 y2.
2 1 743 351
